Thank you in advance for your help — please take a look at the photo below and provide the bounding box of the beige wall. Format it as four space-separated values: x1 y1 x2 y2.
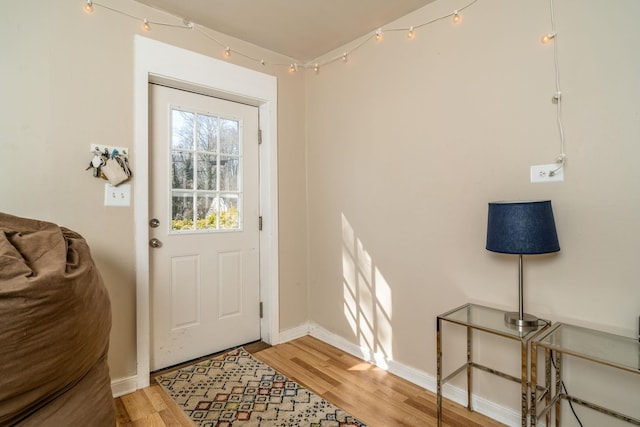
2 0 639 420
305 0 640 418
0 0 308 381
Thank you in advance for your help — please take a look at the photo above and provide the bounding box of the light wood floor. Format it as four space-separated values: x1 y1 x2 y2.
114 336 505 427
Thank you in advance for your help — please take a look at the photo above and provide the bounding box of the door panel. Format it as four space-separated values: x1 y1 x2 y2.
149 84 260 371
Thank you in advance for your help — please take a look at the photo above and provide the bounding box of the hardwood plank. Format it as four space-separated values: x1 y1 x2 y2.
115 337 506 427
119 389 158 422
143 385 169 412
131 412 166 427
114 397 133 427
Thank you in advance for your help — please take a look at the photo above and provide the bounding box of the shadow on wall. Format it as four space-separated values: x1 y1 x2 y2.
341 213 393 368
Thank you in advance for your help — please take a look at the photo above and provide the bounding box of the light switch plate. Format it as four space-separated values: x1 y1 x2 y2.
104 183 131 207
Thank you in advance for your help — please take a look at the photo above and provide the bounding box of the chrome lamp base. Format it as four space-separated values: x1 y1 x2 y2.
504 311 539 329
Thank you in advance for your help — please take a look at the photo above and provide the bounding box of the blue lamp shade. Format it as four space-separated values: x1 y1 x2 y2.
486 201 560 255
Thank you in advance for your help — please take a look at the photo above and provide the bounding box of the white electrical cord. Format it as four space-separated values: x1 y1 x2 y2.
548 0 567 176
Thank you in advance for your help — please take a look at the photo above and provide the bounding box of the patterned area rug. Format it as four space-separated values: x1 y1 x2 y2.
155 347 367 426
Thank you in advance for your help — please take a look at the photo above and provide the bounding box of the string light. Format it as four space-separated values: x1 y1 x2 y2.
82 0 481 75
541 32 556 44
289 63 298 73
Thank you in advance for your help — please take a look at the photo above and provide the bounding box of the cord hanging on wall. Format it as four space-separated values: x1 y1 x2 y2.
541 0 567 177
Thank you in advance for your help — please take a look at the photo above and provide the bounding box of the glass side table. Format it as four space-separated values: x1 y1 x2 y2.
437 303 550 427
531 322 640 426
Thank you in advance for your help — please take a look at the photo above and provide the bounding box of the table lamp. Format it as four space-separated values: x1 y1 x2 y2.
486 201 560 329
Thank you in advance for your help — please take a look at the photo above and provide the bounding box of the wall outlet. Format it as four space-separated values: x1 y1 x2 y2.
104 183 131 207
530 164 564 183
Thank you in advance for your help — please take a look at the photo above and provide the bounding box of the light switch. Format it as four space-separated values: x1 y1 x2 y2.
104 183 131 207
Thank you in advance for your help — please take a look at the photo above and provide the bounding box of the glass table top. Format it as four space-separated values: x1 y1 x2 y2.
438 303 549 340
533 322 640 373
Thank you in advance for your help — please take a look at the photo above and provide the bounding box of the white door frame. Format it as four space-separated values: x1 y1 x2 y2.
133 36 279 389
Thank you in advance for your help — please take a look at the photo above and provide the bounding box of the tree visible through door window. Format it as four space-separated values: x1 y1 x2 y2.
170 107 241 232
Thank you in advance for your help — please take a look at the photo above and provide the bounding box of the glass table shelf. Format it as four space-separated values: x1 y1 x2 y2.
531 322 640 426
439 303 549 340
437 303 550 427
534 322 640 373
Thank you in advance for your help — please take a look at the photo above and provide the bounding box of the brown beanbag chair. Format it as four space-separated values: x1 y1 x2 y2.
0 213 115 426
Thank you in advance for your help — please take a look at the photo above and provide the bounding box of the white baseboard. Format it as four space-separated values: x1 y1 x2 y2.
277 323 310 343
305 322 521 427
111 375 138 398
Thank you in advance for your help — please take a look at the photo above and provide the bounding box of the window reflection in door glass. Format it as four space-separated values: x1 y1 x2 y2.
196 153 217 191
196 114 218 152
220 157 239 191
170 108 241 232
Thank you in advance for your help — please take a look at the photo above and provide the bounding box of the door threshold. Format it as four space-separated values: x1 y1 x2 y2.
150 340 271 380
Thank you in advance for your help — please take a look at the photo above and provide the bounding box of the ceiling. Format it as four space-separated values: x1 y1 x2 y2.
133 0 437 61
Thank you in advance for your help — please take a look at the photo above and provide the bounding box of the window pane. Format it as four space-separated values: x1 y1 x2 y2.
220 118 239 155
220 157 239 191
219 195 239 229
171 192 194 230
196 114 218 152
171 109 194 150
197 194 217 230
196 153 217 191
171 151 193 189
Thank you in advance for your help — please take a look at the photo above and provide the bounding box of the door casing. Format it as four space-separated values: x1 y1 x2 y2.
133 36 279 390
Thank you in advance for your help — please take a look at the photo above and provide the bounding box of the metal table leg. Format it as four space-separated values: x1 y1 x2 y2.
437 316 442 427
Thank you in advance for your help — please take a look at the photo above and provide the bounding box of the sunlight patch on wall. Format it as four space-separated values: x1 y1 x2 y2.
342 213 393 368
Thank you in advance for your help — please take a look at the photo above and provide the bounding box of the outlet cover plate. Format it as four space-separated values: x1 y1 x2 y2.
104 183 131 207
531 164 564 183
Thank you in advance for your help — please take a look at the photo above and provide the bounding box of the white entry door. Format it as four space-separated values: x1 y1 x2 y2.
149 83 261 371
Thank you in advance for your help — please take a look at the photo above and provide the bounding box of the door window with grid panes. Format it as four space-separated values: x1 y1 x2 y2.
170 107 242 232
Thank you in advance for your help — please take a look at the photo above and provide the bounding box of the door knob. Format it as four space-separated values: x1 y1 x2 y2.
149 238 162 248
149 218 160 228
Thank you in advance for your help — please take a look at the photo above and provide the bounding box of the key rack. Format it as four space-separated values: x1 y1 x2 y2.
90 144 129 158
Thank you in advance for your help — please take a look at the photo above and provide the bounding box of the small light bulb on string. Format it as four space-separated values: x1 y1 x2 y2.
375 28 383 41
313 63 320 74
541 32 556 44
289 63 298 73
342 52 348 62
224 47 231 57
142 19 151 31
84 0 94 14
452 11 461 24
407 26 415 39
